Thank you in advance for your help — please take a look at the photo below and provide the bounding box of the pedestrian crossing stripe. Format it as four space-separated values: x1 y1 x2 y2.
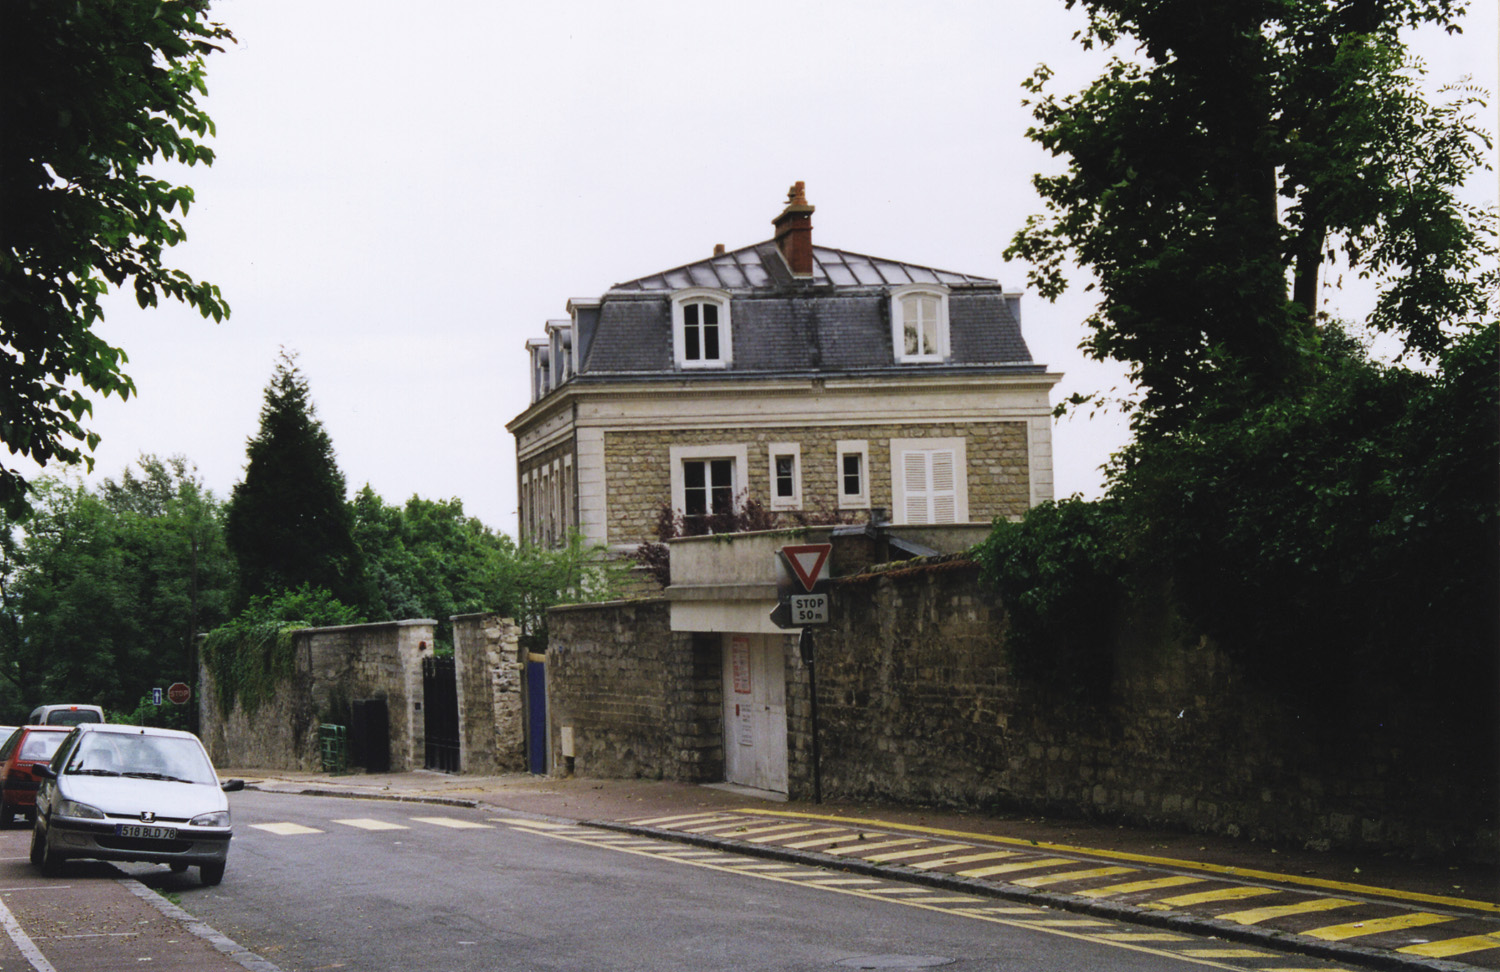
332 818 409 831
409 816 492 830
250 822 322 835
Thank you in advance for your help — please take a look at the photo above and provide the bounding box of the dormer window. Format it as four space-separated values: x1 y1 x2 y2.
891 284 949 363
672 289 732 369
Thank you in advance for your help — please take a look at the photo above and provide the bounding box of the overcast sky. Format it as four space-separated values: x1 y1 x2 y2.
26 0 1497 535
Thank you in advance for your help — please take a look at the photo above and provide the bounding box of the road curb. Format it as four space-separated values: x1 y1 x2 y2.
117 874 285 972
591 820 1484 972
243 782 480 809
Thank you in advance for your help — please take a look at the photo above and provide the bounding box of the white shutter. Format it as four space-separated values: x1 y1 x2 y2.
930 450 957 523
903 451 929 524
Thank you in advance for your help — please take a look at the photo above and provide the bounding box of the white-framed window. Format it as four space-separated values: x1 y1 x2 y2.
670 443 749 525
767 442 802 511
836 439 869 509
890 284 949 363
672 288 733 369
890 437 969 524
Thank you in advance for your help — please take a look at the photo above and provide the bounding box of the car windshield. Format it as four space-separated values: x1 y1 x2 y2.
18 733 65 762
65 733 216 785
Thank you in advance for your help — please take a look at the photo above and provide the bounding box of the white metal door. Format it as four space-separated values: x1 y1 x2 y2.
722 633 787 794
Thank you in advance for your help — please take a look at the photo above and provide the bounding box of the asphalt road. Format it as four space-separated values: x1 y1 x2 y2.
105 790 1363 972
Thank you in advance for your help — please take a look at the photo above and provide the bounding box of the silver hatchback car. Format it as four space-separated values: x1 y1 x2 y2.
31 724 244 885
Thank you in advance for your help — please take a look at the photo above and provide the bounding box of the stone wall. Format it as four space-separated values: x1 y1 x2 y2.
546 598 722 781
452 612 526 774
602 421 1030 547
804 561 1492 861
199 620 433 773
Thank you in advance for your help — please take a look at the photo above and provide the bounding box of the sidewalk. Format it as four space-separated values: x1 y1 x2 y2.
228 767 1500 972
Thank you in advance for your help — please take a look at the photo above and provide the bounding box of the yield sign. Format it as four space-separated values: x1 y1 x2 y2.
782 544 831 592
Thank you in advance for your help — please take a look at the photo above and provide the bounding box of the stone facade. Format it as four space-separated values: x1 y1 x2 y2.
199 620 433 773
603 421 1031 547
546 598 722 781
452 612 526 774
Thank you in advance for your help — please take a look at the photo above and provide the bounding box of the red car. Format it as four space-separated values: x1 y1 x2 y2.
0 727 72 825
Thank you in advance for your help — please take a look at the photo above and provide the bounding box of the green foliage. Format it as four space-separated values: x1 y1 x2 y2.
972 498 1129 701
512 531 630 651
0 456 232 719
0 1 233 518
225 351 365 610
1007 0 1495 435
200 585 363 716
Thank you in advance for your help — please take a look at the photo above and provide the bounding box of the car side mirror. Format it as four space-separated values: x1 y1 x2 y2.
221 779 245 792
33 765 55 780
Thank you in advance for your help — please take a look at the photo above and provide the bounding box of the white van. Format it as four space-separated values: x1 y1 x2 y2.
27 704 104 727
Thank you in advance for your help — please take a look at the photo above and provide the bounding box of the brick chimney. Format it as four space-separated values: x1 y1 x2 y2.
772 181 815 277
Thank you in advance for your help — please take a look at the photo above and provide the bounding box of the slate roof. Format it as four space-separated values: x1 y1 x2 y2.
607 242 996 293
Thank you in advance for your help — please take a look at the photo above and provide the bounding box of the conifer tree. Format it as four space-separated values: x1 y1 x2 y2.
225 351 363 609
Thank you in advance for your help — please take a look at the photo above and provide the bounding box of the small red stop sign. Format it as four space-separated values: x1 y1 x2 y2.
167 682 191 705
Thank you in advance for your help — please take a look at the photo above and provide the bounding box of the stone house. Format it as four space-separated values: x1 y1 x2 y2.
507 183 1061 554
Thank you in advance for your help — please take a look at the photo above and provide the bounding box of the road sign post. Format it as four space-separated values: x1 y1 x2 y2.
770 543 833 629
167 682 191 705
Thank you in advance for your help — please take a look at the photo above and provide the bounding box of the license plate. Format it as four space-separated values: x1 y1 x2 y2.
116 824 176 840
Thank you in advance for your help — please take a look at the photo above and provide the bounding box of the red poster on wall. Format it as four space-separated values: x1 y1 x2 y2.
731 636 751 695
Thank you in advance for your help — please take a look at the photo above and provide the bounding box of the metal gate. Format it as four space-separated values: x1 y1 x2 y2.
422 655 460 772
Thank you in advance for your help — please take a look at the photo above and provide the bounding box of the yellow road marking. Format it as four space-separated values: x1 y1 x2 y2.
630 812 732 827
782 833 857 849
863 887 939 895
910 850 1020 869
1303 912 1457 941
722 822 816 838
1398 932 1500 958
1217 898 1357 925
410 816 492 830
1028 919 1115 927
1011 866 1136 888
1157 886 1278 907
1077 875 1203 898
683 819 763 834
958 856 1076 878
1180 949 1270 958
497 819 574 829
1096 933 1193 942
732 808 1500 913
803 877 884 886
823 838 929 856
332 818 408 831
747 827 843 844
250 822 322 835
866 843 973 862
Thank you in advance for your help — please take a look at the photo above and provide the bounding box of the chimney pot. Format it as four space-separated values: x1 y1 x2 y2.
771 181 815 278
713 243 726 256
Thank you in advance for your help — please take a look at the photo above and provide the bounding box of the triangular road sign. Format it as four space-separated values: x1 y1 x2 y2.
782 544 831 592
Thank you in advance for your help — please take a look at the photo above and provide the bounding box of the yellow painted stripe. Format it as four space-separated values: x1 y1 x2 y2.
746 827 843 844
803 877 884 886
1027 919 1115 927
1303 912 1457 941
823 837 929 856
683 819 763 834
731 808 1500 914
958 857 1077 879
630 812 732 827
865 843 973 862
1095 933 1193 942
1157 886 1278 907
1217 898 1357 925
717 822 813 838
1077 875 1203 898
1180 949 1270 958
910 850 1020 869
411 816 492 830
1398 932 1500 958
1011 866 1136 888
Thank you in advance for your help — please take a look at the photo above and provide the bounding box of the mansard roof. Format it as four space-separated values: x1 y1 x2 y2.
605 241 996 294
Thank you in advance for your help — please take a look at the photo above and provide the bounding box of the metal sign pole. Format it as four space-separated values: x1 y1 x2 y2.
800 627 821 804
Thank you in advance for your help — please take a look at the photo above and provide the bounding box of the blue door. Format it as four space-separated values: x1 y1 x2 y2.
526 656 547 774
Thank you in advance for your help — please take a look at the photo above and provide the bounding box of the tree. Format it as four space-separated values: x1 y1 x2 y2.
1006 0 1494 434
225 351 364 609
0 1 233 519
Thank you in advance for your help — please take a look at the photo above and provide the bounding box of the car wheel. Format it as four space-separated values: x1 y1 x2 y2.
27 823 43 868
169 862 189 873
199 862 225 886
37 825 64 876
